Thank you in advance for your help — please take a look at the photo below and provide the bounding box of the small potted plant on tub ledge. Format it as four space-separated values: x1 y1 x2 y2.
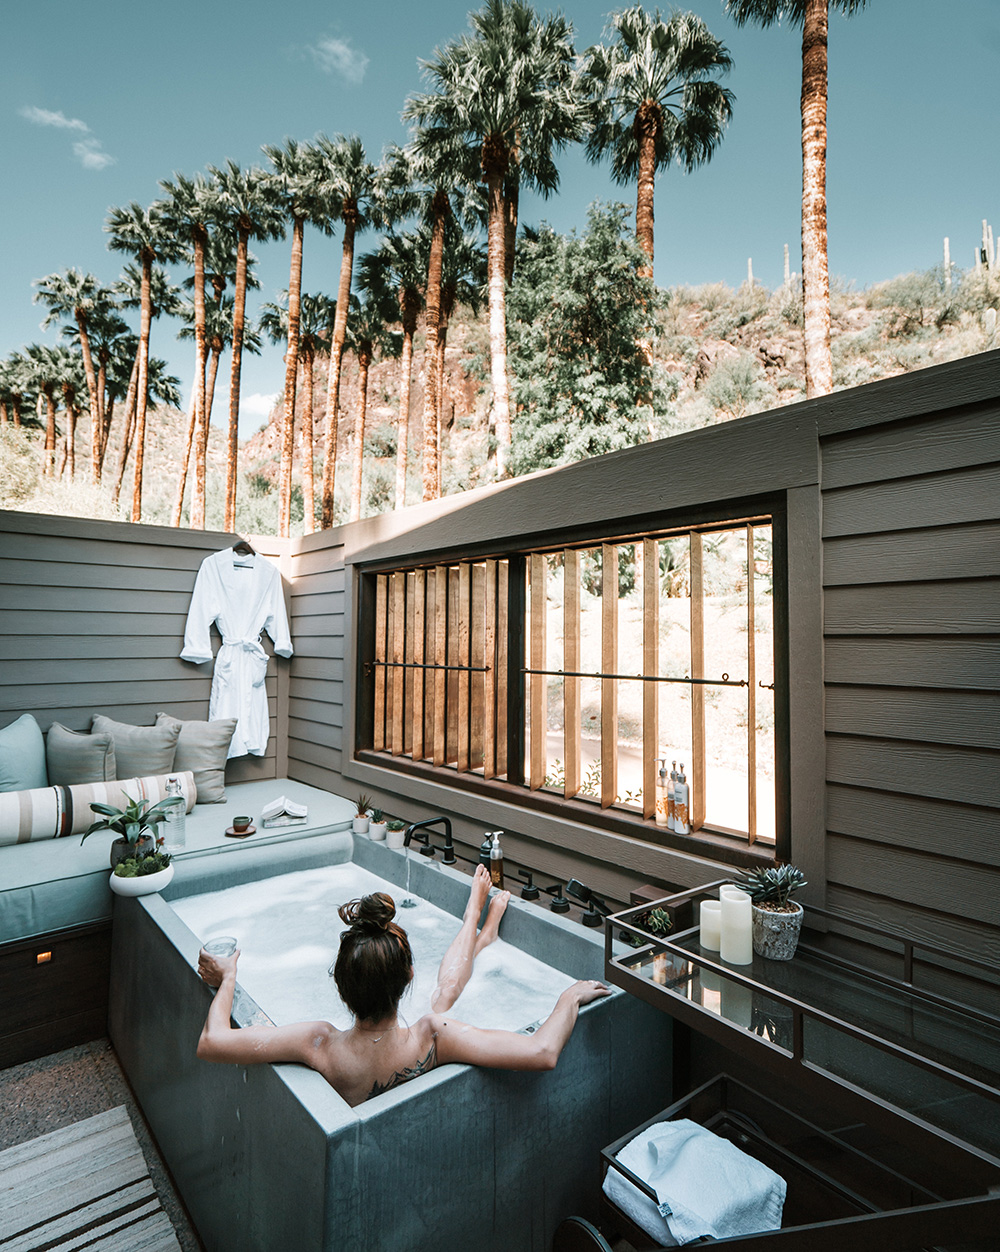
81 790 183 896
385 819 407 849
368 808 387 841
736 864 807 960
352 795 372 835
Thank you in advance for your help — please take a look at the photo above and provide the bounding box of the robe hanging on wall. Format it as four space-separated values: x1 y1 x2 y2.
180 548 293 758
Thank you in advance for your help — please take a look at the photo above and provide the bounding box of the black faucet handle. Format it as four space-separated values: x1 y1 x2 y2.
518 869 540 901
542 880 571 914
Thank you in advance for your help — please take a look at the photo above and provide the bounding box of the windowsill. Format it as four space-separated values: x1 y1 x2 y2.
354 749 775 873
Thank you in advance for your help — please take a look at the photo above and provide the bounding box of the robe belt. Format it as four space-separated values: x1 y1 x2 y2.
220 636 269 685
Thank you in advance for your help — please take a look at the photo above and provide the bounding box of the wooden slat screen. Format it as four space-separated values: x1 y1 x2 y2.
601 543 618 808
642 538 658 821
689 532 706 831
564 549 580 800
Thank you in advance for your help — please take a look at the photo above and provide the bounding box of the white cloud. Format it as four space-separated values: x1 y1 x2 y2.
72 138 115 170
241 392 280 420
19 105 90 132
309 36 369 85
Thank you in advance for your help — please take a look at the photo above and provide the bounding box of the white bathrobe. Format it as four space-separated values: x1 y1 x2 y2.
180 549 293 758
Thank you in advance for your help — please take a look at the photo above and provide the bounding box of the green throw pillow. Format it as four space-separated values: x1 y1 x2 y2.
0 713 48 792
46 722 117 786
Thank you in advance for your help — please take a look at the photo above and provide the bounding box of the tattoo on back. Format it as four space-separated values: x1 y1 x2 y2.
368 1041 437 1099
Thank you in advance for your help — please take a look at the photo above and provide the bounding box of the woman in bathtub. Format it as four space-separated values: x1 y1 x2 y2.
196 864 610 1107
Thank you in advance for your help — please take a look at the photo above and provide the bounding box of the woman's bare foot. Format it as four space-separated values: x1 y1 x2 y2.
463 863 492 924
475 889 510 954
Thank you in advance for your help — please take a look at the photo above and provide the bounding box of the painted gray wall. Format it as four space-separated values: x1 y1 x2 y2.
0 512 290 784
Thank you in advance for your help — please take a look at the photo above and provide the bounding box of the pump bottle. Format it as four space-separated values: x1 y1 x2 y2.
655 759 669 827
667 761 677 832
674 764 690 835
480 831 495 870
489 831 505 889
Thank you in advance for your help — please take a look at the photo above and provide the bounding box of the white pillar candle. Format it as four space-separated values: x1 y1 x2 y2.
720 884 746 900
699 900 722 951
721 974 753 1029
720 888 753 965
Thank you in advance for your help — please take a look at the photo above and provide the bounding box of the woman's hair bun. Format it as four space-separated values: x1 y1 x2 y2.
338 891 396 932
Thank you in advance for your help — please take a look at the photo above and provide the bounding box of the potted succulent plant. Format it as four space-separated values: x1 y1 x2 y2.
352 794 372 835
82 790 184 869
385 818 407 849
109 839 175 897
736 864 808 961
368 808 387 841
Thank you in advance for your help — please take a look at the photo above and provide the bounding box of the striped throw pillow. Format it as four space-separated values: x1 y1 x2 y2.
0 771 196 847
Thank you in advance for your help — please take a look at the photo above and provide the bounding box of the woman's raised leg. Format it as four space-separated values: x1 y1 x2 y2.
430 865 509 1013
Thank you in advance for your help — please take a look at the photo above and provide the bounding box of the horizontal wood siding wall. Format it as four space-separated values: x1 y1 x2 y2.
820 400 1000 962
0 512 289 785
286 535 346 792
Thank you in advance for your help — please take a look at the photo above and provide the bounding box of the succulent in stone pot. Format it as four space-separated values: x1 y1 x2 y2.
736 864 807 961
82 791 184 869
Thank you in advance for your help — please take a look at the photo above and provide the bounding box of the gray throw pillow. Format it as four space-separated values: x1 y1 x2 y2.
156 712 237 804
0 713 48 792
46 722 116 786
91 714 180 781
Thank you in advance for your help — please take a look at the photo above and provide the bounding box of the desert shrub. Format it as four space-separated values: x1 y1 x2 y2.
0 424 40 504
867 269 958 335
703 352 776 421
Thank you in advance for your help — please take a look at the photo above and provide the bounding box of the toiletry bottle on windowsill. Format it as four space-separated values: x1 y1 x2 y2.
674 764 690 835
655 759 669 828
667 761 677 831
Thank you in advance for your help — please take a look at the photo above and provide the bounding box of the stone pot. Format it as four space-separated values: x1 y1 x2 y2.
751 901 804 961
109 863 175 897
352 815 370 834
368 821 387 842
110 834 154 869
385 827 406 850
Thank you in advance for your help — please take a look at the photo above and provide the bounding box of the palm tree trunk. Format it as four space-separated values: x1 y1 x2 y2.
0 401 7 426
111 353 140 505
279 216 304 538
205 342 222 428
12 396 21 427
42 387 57 477
130 254 153 523
635 102 658 280
190 234 210 529
171 389 199 527
800 0 833 398
503 173 519 285
62 387 78 478
225 230 250 532
321 206 358 528
350 348 371 522
96 358 108 471
301 349 316 533
74 312 101 485
394 306 416 509
484 159 512 479
436 303 452 500
421 191 448 501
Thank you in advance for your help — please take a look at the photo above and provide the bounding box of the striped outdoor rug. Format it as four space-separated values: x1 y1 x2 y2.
0 1105 181 1251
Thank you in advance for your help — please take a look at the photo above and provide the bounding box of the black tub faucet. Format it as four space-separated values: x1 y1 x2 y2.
403 817 456 865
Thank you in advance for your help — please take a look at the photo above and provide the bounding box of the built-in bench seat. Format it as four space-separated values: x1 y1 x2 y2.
0 779 354 944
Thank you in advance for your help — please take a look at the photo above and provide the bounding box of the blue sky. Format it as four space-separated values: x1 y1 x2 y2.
3 0 998 433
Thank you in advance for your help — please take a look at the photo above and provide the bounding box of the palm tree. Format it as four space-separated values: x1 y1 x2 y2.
344 279 403 522
106 202 182 520
209 162 286 530
1 352 31 428
109 263 183 508
436 229 487 495
405 0 585 481
32 269 114 483
263 139 334 537
24 344 63 476
49 345 86 477
158 173 218 528
358 230 427 508
313 133 377 528
583 7 733 280
259 291 335 533
60 302 130 475
724 0 867 398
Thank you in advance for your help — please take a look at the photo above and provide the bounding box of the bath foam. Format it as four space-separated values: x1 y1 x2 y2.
172 862 574 1032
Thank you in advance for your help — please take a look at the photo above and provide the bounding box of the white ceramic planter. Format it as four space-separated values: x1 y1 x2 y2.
751 901 804 960
368 821 387 842
385 827 406 850
352 816 370 834
109 863 175 897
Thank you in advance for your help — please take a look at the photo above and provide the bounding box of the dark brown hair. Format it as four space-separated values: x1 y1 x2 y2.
332 893 413 1023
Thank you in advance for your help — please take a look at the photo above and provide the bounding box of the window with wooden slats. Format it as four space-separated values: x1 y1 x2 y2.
359 514 781 850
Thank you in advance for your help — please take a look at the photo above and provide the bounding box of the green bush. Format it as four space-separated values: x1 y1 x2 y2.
0 425 41 504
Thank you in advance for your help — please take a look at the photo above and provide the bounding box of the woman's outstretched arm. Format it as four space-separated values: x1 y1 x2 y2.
196 949 335 1068
430 979 610 1072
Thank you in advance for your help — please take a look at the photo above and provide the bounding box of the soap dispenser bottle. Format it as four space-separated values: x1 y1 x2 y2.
674 764 690 835
655 759 669 828
480 831 495 870
667 761 677 831
489 831 505 889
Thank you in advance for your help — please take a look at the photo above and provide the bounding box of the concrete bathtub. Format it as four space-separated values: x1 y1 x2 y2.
109 833 672 1252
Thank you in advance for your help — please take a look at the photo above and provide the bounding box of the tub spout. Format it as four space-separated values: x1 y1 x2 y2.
403 817 456 865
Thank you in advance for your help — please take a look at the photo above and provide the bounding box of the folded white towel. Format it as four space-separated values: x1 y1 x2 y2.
602 1118 786 1246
